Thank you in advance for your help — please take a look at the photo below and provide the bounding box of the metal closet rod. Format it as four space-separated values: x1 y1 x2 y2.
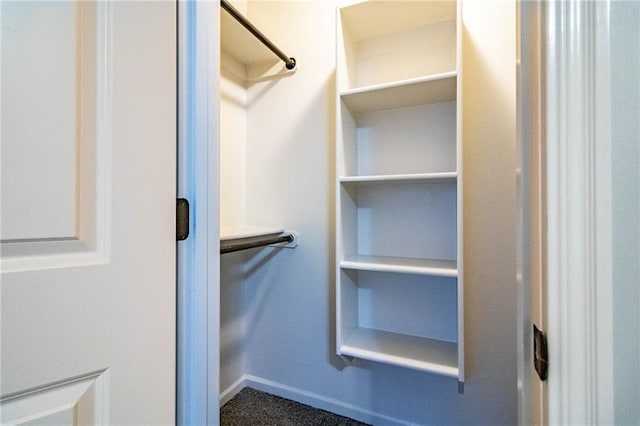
220 0 297 70
220 233 294 254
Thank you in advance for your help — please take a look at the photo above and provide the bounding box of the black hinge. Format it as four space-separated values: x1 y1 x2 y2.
176 198 190 241
533 324 548 381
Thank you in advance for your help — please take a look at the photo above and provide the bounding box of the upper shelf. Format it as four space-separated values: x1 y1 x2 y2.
340 0 457 42
220 0 295 70
221 8 273 66
340 72 457 114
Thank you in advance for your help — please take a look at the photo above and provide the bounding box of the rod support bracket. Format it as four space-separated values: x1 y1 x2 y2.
269 231 298 249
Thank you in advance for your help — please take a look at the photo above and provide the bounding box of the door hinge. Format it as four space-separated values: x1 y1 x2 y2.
533 324 548 381
176 198 189 241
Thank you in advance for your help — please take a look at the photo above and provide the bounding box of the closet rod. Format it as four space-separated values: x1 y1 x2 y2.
220 233 294 254
220 0 297 70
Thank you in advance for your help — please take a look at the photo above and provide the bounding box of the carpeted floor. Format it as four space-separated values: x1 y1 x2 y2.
221 388 371 426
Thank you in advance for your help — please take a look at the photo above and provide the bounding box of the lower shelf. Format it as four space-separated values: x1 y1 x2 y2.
340 327 458 377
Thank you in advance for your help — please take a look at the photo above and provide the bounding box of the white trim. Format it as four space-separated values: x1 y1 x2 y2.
219 376 246 407
545 1 614 424
176 0 221 425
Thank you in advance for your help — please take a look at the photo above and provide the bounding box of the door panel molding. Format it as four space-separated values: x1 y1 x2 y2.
1 1 113 273
0 369 110 425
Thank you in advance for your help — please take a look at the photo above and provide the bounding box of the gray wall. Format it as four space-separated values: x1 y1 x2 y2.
611 1 640 424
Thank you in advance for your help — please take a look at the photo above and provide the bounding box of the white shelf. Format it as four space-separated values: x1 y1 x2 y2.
340 72 457 114
220 7 276 66
340 327 458 377
220 226 284 242
340 172 457 185
340 0 457 43
341 255 457 277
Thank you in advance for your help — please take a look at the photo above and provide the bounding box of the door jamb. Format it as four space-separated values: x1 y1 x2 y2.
177 1 221 424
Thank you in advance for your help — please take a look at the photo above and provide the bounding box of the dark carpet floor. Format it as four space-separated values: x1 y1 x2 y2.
220 387 371 426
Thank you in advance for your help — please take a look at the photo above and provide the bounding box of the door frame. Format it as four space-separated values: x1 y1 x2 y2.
177 1 221 424
544 1 614 423
519 1 615 424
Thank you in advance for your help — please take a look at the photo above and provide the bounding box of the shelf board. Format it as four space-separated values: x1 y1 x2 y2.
220 226 284 242
340 0 457 42
341 72 457 114
221 5 281 66
340 327 458 377
340 172 457 185
341 255 457 277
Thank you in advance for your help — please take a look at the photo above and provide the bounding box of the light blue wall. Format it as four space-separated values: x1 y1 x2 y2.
611 1 640 424
219 1 518 424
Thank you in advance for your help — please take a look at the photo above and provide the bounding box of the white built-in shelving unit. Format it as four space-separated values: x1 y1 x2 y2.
335 0 464 385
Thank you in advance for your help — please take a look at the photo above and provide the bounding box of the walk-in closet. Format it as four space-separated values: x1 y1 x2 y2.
2 0 638 424
180 0 517 424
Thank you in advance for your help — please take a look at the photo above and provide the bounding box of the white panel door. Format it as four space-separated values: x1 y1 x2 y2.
0 1 176 424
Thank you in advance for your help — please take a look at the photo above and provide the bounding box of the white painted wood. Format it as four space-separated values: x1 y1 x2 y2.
1 1 176 424
0 370 109 426
1 1 110 273
336 0 463 383
176 1 221 424
340 73 457 114
220 4 275 66
341 328 458 377
545 1 615 424
341 255 457 277
339 0 456 42
339 0 456 89
1 1 79 241
340 172 457 184
454 0 464 384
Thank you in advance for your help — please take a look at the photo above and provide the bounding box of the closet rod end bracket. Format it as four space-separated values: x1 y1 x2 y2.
270 231 299 249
